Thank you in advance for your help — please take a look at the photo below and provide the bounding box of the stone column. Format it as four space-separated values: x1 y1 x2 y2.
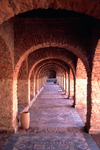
30 79 34 100
75 58 87 108
69 69 74 99
87 39 100 134
0 37 18 132
63 74 66 92
17 58 29 104
65 71 68 97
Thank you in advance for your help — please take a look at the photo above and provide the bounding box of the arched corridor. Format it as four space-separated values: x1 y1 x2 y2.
4 80 100 149
0 0 100 149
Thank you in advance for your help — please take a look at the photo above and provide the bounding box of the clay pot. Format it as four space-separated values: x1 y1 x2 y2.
20 111 30 129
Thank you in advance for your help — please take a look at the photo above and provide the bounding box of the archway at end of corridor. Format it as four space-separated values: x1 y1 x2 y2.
48 70 56 79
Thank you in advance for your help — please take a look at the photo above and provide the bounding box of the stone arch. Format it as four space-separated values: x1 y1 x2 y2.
28 56 72 80
15 43 89 104
34 63 66 95
14 43 90 81
28 57 67 101
0 1 100 24
28 58 69 101
30 60 67 99
13 42 90 132
0 2 99 134
27 50 75 102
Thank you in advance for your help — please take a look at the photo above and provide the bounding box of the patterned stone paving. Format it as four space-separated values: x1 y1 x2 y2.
4 81 100 150
29 83 83 128
4 133 99 150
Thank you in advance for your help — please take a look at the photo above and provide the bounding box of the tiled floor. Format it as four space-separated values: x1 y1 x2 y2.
4 133 99 150
4 81 100 150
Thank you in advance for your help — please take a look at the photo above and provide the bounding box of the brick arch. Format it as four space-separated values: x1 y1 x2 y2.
29 58 69 80
32 61 68 80
14 42 90 131
29 61 66 98
28 59 68 99
15 42 89 107
35 62 66 81
37 64 65 79
38 64 66 91
14 42 90 80
36 64 65 92
35 63 65 85
17 46 75 104
0 0 100 24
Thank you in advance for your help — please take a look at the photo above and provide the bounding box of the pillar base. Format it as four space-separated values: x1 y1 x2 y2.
75 105 87 109
69 96 74 100
0 118 19 134
0 127 18 134
85 123 100 134
88 128 100 134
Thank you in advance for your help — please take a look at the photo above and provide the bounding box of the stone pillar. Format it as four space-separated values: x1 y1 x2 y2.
65 71 68 97
0 36 18 132
56 74 59 85
87 39 100 134
0 79 18 132
36 76 40 93
33 78 36 97
58 76 61 87
40 78 42 89
63 74 66 92
62 76 64 90
68 69 70 98
69 69 74 99
75 59 87 108
35 77 37 95
30 79 34 100
17 58 29 104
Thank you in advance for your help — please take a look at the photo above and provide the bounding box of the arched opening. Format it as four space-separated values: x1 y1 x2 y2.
0 5 100 142
48 70 56 78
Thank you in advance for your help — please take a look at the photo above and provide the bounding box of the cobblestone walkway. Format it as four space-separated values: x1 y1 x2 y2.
4 81 100 150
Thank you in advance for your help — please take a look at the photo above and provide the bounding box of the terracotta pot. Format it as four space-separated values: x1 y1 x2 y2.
20 111 30 129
